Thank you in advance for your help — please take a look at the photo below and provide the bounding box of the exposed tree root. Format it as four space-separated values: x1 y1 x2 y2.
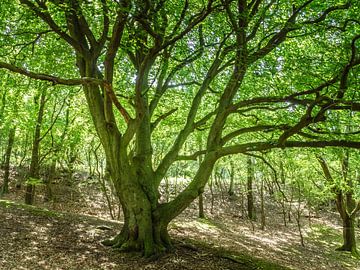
102 230 172 258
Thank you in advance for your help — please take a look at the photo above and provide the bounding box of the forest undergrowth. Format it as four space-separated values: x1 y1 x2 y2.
0 168 359 270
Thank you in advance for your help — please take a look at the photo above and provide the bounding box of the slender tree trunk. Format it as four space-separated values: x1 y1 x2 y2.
260 177 265 230
66 152 76 185
25 88 47 205
228 160 235 197
247 156 255 220
240 189 245 218
281 200 287 227
17 132 30 189
209 175 214 214
335 192 359 255
295 181 304 247
198 194 205 218
197 137 205 218
279 162 288 226
93 147 115 219
43 161 55 202
1 127 15 195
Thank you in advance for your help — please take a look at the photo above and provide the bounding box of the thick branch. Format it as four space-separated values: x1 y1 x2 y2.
219 140 360 157
176 150 207 161
248 1 350 64
103 82 131 123
337 35 360 98
0 62 101 85
303 2 350 25
20 0 85 54
104 1 130 82
221 125 288 144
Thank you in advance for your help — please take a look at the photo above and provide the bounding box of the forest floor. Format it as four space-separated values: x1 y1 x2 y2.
0 174 359 270
0 199 288 270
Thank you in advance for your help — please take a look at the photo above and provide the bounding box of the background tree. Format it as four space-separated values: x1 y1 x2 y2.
317 150 360 256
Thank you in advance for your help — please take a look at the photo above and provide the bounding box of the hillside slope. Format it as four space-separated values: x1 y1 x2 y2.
0 200 289 270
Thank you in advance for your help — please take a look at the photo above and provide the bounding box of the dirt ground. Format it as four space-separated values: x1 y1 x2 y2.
0 200 287 270
0 176 359 270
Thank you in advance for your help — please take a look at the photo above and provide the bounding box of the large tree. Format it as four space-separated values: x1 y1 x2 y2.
1 0 360 256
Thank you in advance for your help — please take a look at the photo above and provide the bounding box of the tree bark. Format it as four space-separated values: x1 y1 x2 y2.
337 213 357 255
247 156 255 220
102 151 217 257
102 168 171 257
317 154 359 256
260 177 265 230
197 138 205 219
228 160 235 197
43 161 55 202
198 194 205 218
1 127 15 195
25 88 47 205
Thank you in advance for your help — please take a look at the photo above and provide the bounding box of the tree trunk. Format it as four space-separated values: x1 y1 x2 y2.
43 161 55 202
317 154 359 256
337 214 357 254
102 169 171 257
247 156 255 220
16 132 30 189
25 88 47 205
228 160 235 197
1 127 15 195
102 151 217 257
337 151 359 255
198 194 205 218
260 177 265 230
197 139 205 219
209 175 214 214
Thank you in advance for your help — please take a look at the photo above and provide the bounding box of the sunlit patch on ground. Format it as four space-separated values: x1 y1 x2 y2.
1 184 359 270
1 200 273 270
170 208 360 270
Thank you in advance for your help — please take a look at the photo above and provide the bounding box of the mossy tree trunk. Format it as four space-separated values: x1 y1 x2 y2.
337 208 358 254
101 150 217 256
337 152 359 256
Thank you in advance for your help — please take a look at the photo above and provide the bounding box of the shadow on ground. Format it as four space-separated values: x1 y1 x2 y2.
0 200 289 270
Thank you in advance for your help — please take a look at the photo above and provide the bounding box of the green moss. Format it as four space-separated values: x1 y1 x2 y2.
197 217 229 231
221 252 291 270
307 224 342 247
0 199 61 218
183 238 292 270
